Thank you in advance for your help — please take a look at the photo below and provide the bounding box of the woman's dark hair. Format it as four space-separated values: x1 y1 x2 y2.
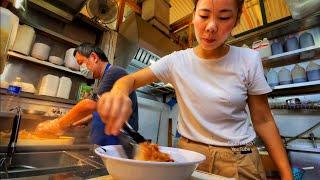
193 0 244 24
73 43 108 62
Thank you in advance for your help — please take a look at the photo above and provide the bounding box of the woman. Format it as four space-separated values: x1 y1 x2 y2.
97 0 293 179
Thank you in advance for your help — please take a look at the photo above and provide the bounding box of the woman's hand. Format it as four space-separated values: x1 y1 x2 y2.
97 90 133 135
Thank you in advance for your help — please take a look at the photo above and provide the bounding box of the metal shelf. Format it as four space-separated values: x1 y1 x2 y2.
8 51 83 77
0 88 77 105
268 80 320 96
272 80 320 90
262 45 320 68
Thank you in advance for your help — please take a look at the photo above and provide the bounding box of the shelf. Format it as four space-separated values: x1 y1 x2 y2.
8 51 83 77
0 88 77 105
268 80 320 96
262 45 320 67
272 80 320 90
227 12 320 46
19 18 81 47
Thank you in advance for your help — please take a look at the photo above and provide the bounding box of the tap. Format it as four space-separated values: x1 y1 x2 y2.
309 132 317 149
0 106 22 178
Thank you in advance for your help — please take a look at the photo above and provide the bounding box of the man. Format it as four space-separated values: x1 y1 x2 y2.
35 43 139 145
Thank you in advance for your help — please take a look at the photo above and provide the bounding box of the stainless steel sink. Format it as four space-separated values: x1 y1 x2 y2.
288 149 320 180
0 151 102 178
9 151 84 169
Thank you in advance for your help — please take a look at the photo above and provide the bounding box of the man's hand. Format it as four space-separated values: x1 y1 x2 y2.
71 115 93 127
97 90 133 136
34 118 64 136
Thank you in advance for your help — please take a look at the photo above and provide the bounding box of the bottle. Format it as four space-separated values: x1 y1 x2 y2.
6 77 22 111
278 67 292 85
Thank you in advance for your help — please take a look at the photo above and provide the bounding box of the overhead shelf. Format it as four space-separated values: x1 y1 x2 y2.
19 18 82 47
8 51 83 77
262 45 320 67
227 12 320 46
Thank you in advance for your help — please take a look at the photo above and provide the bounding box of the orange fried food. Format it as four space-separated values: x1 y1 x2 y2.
1 129 58 139
135 142 174 162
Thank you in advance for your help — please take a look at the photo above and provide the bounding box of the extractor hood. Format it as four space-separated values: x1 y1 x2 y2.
114 13 180 68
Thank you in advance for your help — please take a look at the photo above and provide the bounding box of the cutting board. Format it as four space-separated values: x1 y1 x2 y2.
90 170 235 180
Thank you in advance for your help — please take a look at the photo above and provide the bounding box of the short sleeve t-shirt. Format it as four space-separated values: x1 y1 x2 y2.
150 46 271 146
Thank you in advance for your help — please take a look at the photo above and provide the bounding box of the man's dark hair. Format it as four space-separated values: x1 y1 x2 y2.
73 43 108 62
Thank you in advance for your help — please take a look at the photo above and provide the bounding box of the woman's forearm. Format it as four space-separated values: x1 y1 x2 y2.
254 120 293 179
111 75 136 96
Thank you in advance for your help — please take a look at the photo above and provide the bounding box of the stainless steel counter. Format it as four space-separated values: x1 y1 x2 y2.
0 145 108 179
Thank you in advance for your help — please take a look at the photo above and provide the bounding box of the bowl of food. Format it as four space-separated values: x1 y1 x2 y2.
95 143 206 180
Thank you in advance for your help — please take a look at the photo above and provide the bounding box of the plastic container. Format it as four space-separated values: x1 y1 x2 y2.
292 64 307 83
299 32 316 59
56 76 72 99
31 43 51 61
278 67 292 85
12 25 35 55
267 68 279 87
38 74 60 97
49 56 64 65
271 40 284 55
64 48 80 71
284 36 299 52
6 77 22 110
0 7 19 50
306 61 320 81
252 38 272 58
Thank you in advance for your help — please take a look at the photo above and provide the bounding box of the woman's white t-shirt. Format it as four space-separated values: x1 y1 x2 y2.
150 46 272 146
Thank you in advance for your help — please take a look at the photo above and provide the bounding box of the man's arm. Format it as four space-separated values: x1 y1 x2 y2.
58 99 96 129
35 99 96 135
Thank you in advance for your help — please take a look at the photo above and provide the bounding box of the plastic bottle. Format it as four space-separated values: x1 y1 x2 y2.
6 77 22 110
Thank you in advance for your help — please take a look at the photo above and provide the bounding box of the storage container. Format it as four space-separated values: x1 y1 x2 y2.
49 56 64 65
284 36 299 52
31 43 51 61
292 64 307 83
64 48 80 71
306 61 320 81
271 40 284 55
56 76 72 99
266 68 279 87
12 25 36 55
0 8 19 50
278 67 292 85
299 32 316 59
38 74 60 97
252 38 272 58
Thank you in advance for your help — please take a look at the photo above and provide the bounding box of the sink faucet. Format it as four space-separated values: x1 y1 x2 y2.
309 132 317 149
0 106 22 178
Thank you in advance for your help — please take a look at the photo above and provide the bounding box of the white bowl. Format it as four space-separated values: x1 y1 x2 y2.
49 56 64 65
95 145 206 180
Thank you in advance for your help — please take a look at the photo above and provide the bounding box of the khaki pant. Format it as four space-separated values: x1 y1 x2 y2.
178 137 267 180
